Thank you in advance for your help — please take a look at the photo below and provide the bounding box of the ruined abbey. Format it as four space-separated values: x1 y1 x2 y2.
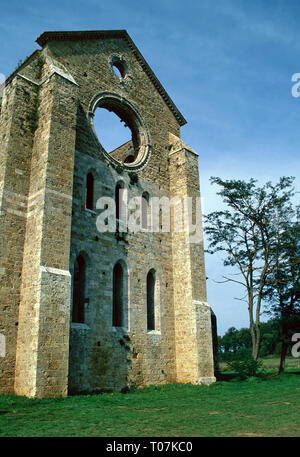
0 30 216 398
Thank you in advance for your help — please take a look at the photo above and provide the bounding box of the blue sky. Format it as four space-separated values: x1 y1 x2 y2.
1 0 300 334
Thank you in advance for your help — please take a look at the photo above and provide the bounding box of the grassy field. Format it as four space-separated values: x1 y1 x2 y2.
219 356 300 373
0 367 299 437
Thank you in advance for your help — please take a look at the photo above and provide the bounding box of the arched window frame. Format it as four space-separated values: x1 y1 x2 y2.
115 181 126 231
145 268 161 334
147 269 156 331
141 192 149 231
112 260 128 330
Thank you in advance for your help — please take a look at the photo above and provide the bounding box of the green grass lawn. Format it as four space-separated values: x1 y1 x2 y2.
0 370 299 437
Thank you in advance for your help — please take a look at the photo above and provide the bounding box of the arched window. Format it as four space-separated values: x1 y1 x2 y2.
147 269 156 331
141 192 149 230
115 182 126 227
115 183 122 221
113 262 124 327
85 173 94 210
72 255 86 323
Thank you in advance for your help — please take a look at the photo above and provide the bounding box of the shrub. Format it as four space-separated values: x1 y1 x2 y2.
115 164 124 174
128 172 138 185
227 355 264 380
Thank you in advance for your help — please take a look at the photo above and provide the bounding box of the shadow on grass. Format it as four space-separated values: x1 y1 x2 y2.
216 372 237 381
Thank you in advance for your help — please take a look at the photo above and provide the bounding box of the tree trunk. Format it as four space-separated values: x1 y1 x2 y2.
252 323 261 361
278 321 289 374
278 340 288 374
250 322 257 360
248 293 258 360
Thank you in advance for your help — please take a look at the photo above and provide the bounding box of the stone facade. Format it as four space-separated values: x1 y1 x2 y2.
0 30 216 398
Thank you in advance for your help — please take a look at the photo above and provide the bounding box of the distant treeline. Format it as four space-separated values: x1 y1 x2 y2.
218 317 300 361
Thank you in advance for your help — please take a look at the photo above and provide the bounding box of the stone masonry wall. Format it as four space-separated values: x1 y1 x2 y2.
0 31 216 397
46 35 181 393
0 70 39 394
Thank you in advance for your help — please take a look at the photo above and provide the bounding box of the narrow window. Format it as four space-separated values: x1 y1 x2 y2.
141 192 149 230
115 182 125 227
113 262 123 327
86 173 94 210
72 255 85 323
115 183 122 221
147 269 155 331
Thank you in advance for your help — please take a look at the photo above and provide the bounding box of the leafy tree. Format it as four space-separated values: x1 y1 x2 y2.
218 326 252 361
259 320 280 357
236 327 252 351
262 212 300 373
205 176 297 360
218 319 280 361
220 326 238 353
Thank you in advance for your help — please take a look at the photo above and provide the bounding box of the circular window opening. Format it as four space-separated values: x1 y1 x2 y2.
93 108 132 154
89 93 151 168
